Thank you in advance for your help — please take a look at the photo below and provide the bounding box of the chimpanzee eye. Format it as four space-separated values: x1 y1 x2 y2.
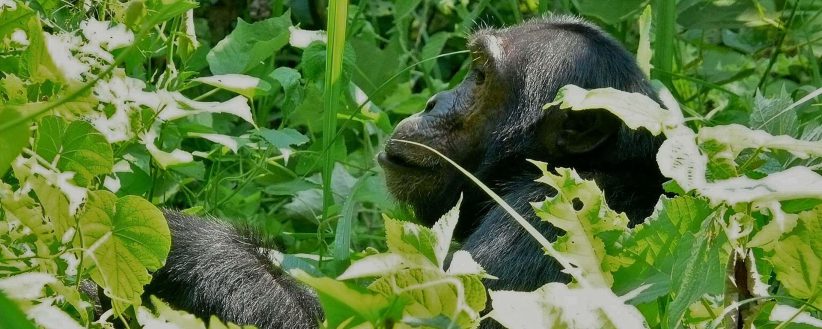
473 69 486 85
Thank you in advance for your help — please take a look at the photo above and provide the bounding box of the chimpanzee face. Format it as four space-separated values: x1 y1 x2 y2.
378 32 509 206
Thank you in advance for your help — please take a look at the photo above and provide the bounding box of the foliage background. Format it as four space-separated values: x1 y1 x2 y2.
0 0 821 328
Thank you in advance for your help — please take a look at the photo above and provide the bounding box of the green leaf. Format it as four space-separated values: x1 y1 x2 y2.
350 33 403 102
636 5 652 78
268 67 302 112
334 175 371 262
206 13 292 74
384 217 439 267
530 162 631 287
296 271 405 328
1 74 27 104
677 0 779 29
394 0 422 20
29 177 75 238
193 74 272 99
34 116 114 187
262 178 318 196
421 32 450 74
382 81 431 115
0 290 37 329
337 253 409 280
123 0 147 28
300 42 357 82
77 191 170 307
570 0 647 24
612 196 713 303
258 127 309 149
0 108 30 177
370 268 485 328
665 217 728 328
749 90 798 138
142 0 197 28
769 205 822 309
0 190 51 244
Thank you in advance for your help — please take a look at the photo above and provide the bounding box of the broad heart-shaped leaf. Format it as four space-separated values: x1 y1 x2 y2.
34 116 114 187
206 13 291 74
0 108 31 176
611 196 713 303
295 271 405 328
769 205 822 309
77 191 170 307
530 161 630 287
489 282 648 329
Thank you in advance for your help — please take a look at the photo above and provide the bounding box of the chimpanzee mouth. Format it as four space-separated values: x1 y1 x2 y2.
377 151 435 171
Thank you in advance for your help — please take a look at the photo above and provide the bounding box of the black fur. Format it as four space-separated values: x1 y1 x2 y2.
385 15 664 328
145 211 322 328
146 16 665 329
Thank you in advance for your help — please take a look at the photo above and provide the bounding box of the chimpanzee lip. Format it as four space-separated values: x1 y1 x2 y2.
377 151 433 171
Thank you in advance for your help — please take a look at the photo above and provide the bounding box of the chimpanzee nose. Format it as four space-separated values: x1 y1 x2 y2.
423 96 437 112
422 91 455 114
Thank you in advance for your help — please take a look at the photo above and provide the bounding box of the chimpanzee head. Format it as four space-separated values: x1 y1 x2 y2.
378 16 662 225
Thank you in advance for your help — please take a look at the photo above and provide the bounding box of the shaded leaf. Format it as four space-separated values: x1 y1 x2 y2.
207 13 291 74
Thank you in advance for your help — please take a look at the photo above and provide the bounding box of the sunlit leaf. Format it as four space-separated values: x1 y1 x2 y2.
0 291 37 329
490 282 648 329
34 116 114 187
77 191 170 307
769 205 822 309
530 162 630 287
0 108 30 176
296 271 405 328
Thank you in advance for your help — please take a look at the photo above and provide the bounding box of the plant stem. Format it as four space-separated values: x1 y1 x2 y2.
321 0 349 230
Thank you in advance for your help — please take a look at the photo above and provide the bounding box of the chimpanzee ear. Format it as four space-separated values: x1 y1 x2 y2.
558 109 620 154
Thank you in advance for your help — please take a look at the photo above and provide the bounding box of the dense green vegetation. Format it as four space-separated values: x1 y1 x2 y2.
0 0 820 328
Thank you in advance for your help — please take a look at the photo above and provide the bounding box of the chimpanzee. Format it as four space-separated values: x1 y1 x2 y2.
145 15 665 329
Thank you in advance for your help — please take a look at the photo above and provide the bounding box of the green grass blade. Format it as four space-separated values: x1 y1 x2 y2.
334 174 369 262
322 1 349 224
652 0 676 88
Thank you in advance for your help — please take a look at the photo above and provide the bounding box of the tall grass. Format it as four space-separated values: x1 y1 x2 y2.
322 1 349 233
653 0 676 88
